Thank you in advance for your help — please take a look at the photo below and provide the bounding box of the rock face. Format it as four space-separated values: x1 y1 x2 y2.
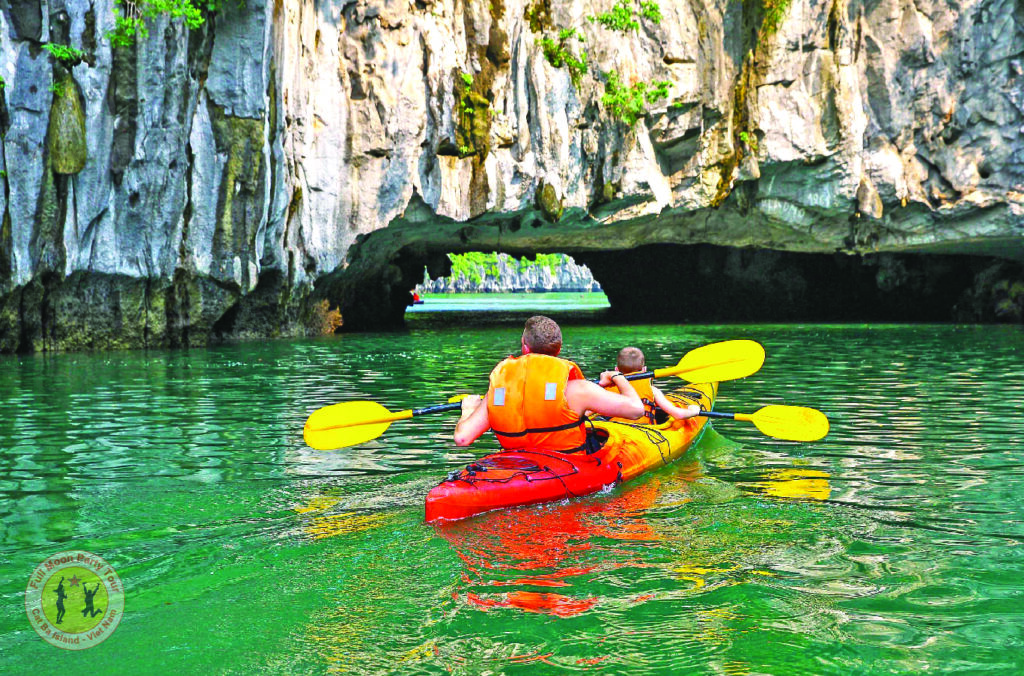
0 0 1022 351
419 253 600 293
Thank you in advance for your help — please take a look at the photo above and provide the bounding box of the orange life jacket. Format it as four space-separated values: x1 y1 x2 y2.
606 376 658 424
486 353 587 452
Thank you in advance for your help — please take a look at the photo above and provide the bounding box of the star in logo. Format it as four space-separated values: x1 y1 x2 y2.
69 575 81 587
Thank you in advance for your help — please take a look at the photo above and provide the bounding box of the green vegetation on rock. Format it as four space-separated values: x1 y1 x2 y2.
42 43 87 67
539 28 588 87
638 1 663 23
445 252 572 286
454 75 491 159
523 1 670 124
601 70 671 126
757 0 791 37
108 0 241 46
739 130 759 152
742 0 791 47
588 0 662 32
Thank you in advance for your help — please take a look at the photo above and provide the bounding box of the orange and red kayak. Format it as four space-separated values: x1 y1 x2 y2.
425 382 717 522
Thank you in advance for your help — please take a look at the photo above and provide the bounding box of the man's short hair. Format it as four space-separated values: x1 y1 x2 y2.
617 346 645 373
523 316 562 356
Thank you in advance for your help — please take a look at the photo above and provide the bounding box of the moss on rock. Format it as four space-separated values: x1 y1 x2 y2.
208 104 266 283
47 69 87 175
525 0 553 33
0 210 12 285
455 84 492 160
536 181 565 222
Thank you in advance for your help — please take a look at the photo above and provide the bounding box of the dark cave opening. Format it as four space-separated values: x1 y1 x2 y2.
333 242 1023 331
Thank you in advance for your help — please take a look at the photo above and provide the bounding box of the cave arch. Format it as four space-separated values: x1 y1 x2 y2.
315 222 1024 330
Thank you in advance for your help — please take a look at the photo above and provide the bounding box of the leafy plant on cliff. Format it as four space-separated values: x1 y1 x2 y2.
108 0 241 46
742 0 791 43
589 1 638 31
601 70 671 126
539 28 588 87
759 0 791 36
638 1 662 23
588 0 661 32
739 130 759 152
42 43 87 67
454 71 491 158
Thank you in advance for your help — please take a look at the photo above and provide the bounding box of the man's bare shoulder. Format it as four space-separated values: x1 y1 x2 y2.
565 378 603 411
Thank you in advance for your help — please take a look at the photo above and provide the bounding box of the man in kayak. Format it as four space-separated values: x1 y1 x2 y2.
607 347 702 424
454 316 644 450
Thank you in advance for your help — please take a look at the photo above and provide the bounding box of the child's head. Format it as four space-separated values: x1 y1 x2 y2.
616 346 645 374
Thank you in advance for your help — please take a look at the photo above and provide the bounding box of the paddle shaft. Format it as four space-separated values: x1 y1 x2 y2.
308 402 462 434
590 370 656 384
697 410 753 422
414 402 462 416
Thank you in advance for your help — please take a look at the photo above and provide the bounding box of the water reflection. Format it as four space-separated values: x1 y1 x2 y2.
434 456 834 619
436 477 667 618
292 493 393 540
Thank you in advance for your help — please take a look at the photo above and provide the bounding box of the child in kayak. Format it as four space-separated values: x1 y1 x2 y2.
607 346 702 424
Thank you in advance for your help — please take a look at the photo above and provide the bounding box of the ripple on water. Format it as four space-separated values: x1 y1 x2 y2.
1 325 1023 673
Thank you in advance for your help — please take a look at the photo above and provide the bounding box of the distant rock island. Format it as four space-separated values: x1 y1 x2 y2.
418 254 601 293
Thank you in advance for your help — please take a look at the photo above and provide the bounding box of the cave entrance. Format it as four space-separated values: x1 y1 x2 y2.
407 251 609 317
321 235 1022 333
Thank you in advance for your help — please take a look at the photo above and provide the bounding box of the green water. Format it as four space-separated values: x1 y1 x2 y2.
1 315 1023 674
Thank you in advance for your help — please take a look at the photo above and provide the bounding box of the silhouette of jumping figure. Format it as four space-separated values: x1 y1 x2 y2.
81 583 103 618
54 577 67 624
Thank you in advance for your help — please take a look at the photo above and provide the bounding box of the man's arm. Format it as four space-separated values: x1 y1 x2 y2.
567 372 645 420
651 385 702 420
454 391 491 446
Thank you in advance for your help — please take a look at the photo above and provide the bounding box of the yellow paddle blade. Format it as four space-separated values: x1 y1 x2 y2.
742 405 830 442
657 339 766 383
303 401 411 451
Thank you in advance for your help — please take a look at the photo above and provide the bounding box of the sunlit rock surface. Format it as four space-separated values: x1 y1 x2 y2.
0 0 1022 350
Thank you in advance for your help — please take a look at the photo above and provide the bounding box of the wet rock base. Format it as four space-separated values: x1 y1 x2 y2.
1 245 1020 353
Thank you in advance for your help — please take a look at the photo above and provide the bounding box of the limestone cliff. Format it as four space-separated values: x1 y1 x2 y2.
0 0 1022 351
